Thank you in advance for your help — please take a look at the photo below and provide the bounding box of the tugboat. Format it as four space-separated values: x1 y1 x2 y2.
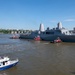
10 35 19 39
34 35 41 41
0 56 19 71
50 37 62 43
54 37 62 43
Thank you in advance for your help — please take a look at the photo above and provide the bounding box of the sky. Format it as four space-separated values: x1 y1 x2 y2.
0 0 75 30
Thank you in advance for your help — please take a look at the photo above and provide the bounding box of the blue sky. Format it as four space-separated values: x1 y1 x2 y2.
0 0 75 30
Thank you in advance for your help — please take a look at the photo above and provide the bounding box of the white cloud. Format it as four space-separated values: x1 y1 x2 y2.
64 19 75 22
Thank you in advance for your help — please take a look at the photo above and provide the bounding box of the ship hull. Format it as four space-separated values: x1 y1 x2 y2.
0 62 18 71
41 35 75 42
19 34 37 39
19 34 75 42
60 35 75 42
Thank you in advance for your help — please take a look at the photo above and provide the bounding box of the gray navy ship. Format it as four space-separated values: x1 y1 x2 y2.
19 22 75 42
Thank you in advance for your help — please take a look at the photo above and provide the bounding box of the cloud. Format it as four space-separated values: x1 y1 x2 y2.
64 19 75 22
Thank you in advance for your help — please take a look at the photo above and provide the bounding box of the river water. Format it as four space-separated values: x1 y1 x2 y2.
0 34 75 75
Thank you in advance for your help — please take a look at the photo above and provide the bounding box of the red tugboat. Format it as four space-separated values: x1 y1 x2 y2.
10 35 19 39
34 35 41 41
50 37 62 43
54 37 62 43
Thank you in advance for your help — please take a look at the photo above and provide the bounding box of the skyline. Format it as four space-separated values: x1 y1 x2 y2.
0 0 75 30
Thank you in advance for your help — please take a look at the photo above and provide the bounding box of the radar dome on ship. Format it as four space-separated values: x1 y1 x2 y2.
57 22 62 29
39 23 45 32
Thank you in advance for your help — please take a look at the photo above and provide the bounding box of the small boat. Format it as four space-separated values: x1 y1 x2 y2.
10 35 19 39
54 37 62 43
0 56 19 71
50 37 62 43
34 35 41 41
